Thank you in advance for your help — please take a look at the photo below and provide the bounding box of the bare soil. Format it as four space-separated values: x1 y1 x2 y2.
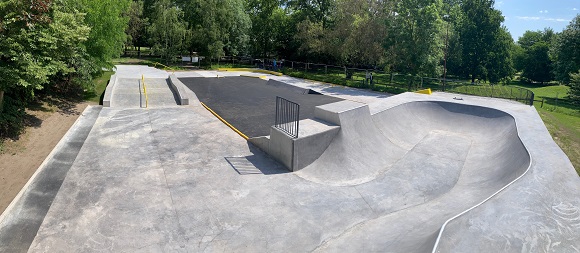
0 100 91 215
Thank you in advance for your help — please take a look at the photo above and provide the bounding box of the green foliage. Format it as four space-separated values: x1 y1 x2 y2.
569 71 580 105
0 0 128 136
125 0 148 48
247 0 285 57
456 0 514 83
178 0 250 58
516 29 556 83
65 0 130 68
551 14 580 84
0 94 26 138
148 0 189 63
387 0 443 76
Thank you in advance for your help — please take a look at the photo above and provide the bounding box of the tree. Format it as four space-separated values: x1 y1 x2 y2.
247 0 283 58
515 29 556 83
569 71 580 104
63 0 130 68
485 26 514 83
148 0 189 63
0 0 91 134
287 0 335 28
177 0 250 58
551 14 580 84
386 0 443 76
125 0 148 57
457 0 510 83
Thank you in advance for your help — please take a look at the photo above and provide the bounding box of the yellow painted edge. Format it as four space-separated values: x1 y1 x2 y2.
142 75 149 108
218 68 283 76
200 102 249 140
415 88 432 95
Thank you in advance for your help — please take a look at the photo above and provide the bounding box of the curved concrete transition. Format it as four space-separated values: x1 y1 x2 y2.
4 70 578 252
290 100 531 252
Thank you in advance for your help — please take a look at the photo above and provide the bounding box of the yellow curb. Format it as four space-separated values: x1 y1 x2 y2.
200 102 249 140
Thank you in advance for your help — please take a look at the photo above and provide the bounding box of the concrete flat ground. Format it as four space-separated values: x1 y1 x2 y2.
179 76 343 137
0 67 579 252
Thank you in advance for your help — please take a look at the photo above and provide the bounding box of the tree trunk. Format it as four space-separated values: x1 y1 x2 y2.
0 90 4 113
138 46 141 58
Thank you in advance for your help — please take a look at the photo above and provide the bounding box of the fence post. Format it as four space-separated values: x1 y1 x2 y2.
390 73 394 85
325 65 327 74
530 92 535 106
291 61 294 69
421 77 424 89
541 98 544 108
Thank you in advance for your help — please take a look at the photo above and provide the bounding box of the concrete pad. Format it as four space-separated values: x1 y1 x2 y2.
0 106 102 253
1 69 578 252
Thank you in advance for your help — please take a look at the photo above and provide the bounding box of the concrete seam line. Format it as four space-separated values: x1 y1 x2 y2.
0 105 96 224
200 102 249 140
431 115 533 253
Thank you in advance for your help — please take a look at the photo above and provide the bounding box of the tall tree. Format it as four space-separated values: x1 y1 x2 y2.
64 0 131 68
148 0 189 63
386 0 443 76
247 0 283 58
457 0 509 83
125 0 148 57
178 0 250 58
516 29 556 83
551 14 580 84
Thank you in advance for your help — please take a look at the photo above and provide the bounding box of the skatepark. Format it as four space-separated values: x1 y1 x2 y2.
0 65 579 252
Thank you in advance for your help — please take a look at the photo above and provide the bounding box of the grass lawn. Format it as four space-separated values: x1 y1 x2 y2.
506 82 580 175
84 71 114 104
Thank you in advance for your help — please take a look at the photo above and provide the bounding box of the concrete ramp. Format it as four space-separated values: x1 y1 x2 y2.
295 101 407 186
293 100 531 251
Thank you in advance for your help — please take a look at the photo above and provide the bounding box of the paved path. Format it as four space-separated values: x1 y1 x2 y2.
111 66 178 108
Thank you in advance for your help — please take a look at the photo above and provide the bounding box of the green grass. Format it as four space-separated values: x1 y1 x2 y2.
504 81 580 175
84 71 114 104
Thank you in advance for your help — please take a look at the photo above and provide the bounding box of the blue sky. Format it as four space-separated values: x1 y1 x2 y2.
494 0 580 41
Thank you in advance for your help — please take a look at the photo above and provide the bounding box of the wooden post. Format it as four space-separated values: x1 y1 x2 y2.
325 65 328 74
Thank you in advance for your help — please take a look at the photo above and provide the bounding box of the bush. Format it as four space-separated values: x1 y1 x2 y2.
570 71 580 105
0 94 26 139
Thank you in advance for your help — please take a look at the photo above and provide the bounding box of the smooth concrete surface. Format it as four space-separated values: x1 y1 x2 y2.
250 119 340 171
0 106 102 253
168 74 190 105
102 74 116 107
2 67 578 252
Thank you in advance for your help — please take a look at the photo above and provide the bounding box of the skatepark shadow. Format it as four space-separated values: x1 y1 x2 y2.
224 143 288 175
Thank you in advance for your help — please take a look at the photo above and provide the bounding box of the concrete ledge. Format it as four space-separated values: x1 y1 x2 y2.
102 74 117 107
249 118 340 171
168 74 190 105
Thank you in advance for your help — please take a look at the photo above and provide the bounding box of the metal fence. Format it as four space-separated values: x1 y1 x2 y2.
275 96 300 138
199 56 536 106
445 84 535 106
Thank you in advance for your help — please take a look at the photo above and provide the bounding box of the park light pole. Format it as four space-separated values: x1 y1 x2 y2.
443 14 450 92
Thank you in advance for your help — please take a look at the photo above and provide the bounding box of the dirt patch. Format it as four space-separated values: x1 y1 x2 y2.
0 101 91 215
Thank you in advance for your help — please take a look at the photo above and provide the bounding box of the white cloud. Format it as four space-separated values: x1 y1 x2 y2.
515 16 569 22
539 10 548 14
496 1 504 7
573 8 578 11
545 18 570 22
516 16 541 20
